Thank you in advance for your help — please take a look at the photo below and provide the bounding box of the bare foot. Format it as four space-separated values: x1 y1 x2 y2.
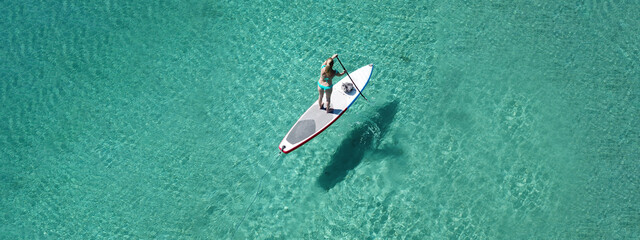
326 108 333 113
319 103 325 110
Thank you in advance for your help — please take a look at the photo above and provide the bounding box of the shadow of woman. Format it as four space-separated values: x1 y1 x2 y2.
317 100 400 191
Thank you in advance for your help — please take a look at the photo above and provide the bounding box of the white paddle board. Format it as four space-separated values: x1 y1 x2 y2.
279 64 374 154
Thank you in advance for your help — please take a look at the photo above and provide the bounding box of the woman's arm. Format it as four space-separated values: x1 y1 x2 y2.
331 54 345 76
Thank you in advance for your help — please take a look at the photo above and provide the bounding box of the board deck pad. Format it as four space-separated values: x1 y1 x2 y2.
279 64 373 153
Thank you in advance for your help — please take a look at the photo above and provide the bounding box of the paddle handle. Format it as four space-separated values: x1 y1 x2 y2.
336 56 368 101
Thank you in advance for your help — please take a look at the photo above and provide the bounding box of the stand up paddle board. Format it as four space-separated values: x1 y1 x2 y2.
279 64 373 154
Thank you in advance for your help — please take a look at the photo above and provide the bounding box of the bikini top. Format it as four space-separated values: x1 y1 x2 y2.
321 65 339 81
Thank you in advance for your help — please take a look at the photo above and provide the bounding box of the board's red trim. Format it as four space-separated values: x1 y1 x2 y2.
279 108 348 154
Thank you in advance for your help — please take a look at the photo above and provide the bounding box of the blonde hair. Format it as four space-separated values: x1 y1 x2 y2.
325 58 334 68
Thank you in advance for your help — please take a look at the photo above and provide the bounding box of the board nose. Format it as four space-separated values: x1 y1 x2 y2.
279 144 290 153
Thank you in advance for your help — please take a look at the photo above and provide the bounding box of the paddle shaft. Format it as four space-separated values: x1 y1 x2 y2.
336 56 368 101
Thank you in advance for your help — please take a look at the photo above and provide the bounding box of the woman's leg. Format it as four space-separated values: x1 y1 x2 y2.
318 86 325 109
325 89 333 113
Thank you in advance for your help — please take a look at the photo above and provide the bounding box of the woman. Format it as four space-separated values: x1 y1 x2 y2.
318 54 346 113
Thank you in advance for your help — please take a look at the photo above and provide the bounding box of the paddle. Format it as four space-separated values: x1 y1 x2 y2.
336 56 368 101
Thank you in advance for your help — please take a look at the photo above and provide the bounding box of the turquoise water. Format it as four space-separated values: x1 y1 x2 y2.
1 0 638 238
